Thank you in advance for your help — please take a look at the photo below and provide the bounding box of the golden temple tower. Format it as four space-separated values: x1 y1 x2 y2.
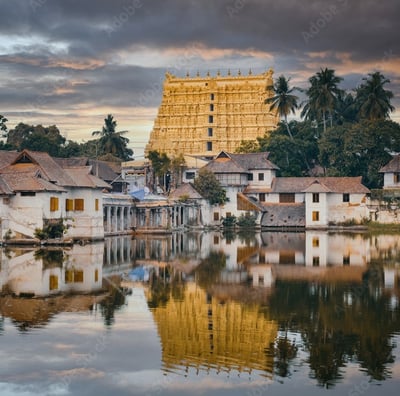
145 69 279 158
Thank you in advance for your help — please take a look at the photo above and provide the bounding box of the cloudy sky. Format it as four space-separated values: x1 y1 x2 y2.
0 0 399 157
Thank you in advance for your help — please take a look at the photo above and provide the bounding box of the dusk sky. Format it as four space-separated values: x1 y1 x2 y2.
0 0 399 157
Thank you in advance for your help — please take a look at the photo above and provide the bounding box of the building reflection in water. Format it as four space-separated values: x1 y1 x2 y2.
0 231 399 386
131 230 400 383
0 243 107 330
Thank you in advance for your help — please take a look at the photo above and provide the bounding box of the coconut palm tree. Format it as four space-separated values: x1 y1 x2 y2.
92 114 133 161
266 75 299 139
301 68 343 133
355 71 395 120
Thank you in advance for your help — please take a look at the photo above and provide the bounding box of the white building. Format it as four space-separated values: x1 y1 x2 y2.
379 155 400 189
195 151 370 228
0 150 110 242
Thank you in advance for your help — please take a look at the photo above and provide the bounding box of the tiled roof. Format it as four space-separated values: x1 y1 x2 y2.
0 169 66 192
55 157 119 181
0 151 19 170
0 150 110 192
63 167 112 189
203 156 247 173
271 177 370 194
11 150 76 186
169 183 203 200
228 152 279 170
203 151 278 174
0 175 14 195
379 155 400 173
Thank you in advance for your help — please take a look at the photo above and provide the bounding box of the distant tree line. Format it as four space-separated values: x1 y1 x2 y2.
0 114 133 162
237 69 399 189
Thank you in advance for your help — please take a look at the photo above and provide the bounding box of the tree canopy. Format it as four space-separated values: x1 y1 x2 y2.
193 168 228 205
92 114 133 161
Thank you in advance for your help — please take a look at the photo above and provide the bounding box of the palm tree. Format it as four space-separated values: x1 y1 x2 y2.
355 71 395 120
266 75 299 139
92 114 133 161
301 68 343 133
266 75 311 172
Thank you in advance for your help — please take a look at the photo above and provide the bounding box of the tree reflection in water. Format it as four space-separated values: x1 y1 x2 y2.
140 233 400 386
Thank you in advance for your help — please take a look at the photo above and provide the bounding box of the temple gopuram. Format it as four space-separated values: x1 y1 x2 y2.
145 69 279 158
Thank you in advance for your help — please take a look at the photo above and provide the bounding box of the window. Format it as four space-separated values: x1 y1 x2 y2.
226 212 231 218
395 173 400 183
95 198 99 211
213 235 219 244
210 104 214 111
50 197 59 212
185 171 195 180
21 191 36 197
258 173 264 181
213 212 219 221
259 193 265 202
65 269 84 283
312 211 320 221
313 256 320 266
312 193 319 203
210 93 214 101
208 115 213 123
279 251 295 265
206 141 212 151
312 237 319 247
343 256 350 265
74 198 84 211
66 199 74 211
49 275 58 290
208 127 213 137
343 193 350 203
280 193 295 203
95 269 99 282
247 173 253 181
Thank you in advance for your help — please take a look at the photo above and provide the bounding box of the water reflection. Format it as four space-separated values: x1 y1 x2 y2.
0 231 399 394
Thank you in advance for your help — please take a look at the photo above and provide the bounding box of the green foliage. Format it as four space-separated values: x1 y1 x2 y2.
301 67 344 133
92 114 133 161
235 139 260 153
147 150 170 176
34 219 68 240
7 123 66 156
236 213 257 228
0 115 8 133
259 121 319 176
319 119 400 188
222 214 236 227
355 72 395 121
266 75 299 139
193 168 228 205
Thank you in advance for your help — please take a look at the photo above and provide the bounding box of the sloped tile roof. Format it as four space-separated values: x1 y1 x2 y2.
203 151 278 174
0 150 110 192
11 150 76 186
0 175 14 195
169 183 203 200
0 151 19 170
55 157 119 181
203 156 246 173
63 167 112 189
271 177 369 194
379 155 400 173
228 152 279 170
0 169 66 192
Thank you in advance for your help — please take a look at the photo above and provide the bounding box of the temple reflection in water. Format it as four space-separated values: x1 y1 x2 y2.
0 230 399 387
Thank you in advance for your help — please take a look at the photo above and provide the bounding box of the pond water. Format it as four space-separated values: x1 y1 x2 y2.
0 230 400 396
